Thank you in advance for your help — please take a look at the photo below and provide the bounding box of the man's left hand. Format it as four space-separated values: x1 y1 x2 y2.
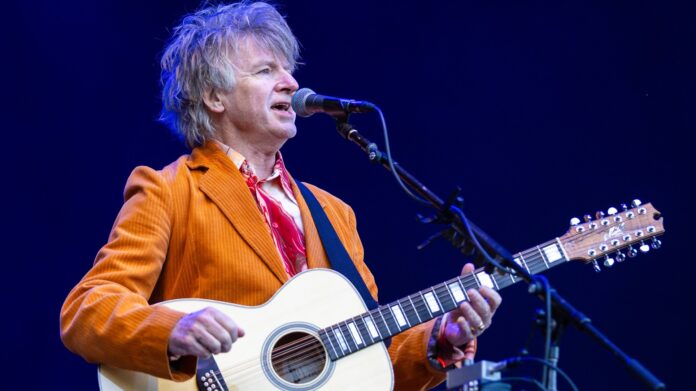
442 263 502 348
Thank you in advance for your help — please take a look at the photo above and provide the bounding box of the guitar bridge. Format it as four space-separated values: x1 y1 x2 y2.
196 356 228 391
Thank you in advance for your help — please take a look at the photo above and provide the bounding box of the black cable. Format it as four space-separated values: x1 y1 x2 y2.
374 107 511 278
536 276 552 387
375 106 430 205
450 205 506 272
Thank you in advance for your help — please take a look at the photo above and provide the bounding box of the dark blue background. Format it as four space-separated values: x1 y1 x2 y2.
5 0 693 389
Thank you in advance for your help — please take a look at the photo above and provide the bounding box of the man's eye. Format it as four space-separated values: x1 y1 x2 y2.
257 68 271 74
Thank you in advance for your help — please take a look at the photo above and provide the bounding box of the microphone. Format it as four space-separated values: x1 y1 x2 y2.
291 88 377 118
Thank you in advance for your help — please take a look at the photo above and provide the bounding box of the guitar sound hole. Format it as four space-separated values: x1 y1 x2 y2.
271 331 326 384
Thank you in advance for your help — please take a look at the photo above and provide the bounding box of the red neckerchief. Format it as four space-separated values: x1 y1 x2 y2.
239 155 307 276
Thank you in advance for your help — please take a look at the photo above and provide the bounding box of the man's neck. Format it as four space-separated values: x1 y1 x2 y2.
216 137 279 179
238 146 277 179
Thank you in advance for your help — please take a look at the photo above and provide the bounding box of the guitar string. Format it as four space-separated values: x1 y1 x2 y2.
207 221 653 382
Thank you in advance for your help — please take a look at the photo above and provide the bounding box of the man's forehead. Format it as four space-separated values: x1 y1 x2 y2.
232 38 292 69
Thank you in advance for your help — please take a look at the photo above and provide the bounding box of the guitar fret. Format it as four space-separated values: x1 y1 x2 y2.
332 326 349 354
491 273 500 290
537 245 550 269
339 323 357 352
398 298 420 326
515 253 531 274
471 271 481 288
435 284 456 312
526 248 547 274
492 271 513 290
555 238 570 262
407 296 423 323
327 328 342 359
354 316 374 345
381 306 401 334
457 277 471 301
417 291 433 318
338 324 354 353
431 288 445 312
508 269 517 283
320 330 338 361
374 308 392 336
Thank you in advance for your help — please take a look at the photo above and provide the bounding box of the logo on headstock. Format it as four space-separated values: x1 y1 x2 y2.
604 223 626 241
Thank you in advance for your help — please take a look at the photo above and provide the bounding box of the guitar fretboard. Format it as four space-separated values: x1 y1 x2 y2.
318 238 569 361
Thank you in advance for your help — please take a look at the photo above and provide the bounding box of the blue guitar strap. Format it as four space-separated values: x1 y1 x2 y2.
296 181 379 311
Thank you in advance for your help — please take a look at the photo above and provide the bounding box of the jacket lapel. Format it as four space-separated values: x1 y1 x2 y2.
187 142 288 283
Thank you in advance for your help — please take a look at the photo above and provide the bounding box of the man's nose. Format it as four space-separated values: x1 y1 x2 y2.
278 69 299 93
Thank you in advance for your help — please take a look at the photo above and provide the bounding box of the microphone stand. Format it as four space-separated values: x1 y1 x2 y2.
330 115 666 390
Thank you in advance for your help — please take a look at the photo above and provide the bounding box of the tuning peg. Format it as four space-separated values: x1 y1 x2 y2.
592 260 601 272
595 211 605 219
570 217 581 226
607 207 618 215
631 199 642 208
627 246 638 258
651 237 662 249
639 241 650 253
584 214 592 223
603 255 615 267
615 251 626 262
621 203 629 211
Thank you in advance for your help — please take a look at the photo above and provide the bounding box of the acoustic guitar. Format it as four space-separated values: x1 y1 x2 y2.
98 202 664 390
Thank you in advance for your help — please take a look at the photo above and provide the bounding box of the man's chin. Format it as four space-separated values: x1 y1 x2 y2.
279 125 297 140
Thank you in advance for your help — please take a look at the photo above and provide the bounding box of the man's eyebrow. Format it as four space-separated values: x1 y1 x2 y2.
249 59 278 69
248 56 292 71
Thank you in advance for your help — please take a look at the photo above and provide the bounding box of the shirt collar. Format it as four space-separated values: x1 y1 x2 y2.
214 139 295 198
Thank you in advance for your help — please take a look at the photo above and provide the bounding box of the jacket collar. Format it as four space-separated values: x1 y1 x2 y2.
185 140 331 280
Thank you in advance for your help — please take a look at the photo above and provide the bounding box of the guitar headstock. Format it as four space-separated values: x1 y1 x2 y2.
559 200 664 271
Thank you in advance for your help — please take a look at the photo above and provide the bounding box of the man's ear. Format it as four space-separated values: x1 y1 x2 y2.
202 88 225 113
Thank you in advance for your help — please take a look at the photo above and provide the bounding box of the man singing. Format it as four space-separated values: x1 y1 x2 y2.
60 2 501 390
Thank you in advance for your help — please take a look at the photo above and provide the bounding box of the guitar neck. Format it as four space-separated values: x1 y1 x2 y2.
319 238 568 361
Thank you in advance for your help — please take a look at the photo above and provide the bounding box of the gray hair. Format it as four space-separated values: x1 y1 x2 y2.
159 1 300 148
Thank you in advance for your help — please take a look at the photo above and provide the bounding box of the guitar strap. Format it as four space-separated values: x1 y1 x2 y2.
297 181 379 311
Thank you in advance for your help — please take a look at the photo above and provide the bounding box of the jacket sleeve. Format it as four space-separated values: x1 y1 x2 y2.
341 204 452 391
60 166 195 381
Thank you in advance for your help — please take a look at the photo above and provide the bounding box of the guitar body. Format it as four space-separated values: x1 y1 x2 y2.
98 269 394 391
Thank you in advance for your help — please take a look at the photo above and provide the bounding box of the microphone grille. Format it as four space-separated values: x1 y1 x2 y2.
291 88 316 118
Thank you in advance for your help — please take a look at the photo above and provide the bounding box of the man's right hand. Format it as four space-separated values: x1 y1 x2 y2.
168 307 245 359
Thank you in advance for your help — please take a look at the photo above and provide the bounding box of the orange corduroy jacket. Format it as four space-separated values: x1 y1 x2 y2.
60 141 451 390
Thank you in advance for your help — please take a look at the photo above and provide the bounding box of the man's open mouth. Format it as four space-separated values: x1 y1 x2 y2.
271 102 290 112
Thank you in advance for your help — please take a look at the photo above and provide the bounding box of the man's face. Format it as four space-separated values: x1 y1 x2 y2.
216 39 299 149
